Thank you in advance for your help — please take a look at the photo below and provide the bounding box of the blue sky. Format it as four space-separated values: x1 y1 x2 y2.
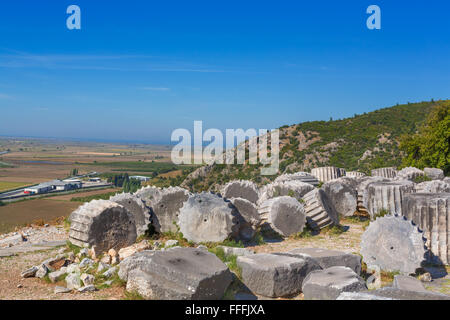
0 0 449 144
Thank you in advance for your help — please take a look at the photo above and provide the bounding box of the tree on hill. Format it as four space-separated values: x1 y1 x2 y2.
400 101 450 175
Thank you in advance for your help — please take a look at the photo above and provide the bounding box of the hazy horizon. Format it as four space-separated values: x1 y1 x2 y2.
1 1 450 144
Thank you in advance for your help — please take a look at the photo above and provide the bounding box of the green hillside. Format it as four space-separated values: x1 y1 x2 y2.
181 100 444 192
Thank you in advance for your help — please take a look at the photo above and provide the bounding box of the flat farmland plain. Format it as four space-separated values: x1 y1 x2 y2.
0 138 180 233
0 138 174 185
0 199 80 233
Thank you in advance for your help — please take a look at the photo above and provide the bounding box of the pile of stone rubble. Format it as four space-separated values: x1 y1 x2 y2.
19 165 450 300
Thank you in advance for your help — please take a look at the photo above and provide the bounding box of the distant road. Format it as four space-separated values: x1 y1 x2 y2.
0 151 9 156
0 181 113 201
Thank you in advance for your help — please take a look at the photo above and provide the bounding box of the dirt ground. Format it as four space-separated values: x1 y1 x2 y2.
0 247 124 300
0 218 448 300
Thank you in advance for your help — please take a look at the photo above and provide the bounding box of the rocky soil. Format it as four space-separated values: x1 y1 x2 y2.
1 218 448 300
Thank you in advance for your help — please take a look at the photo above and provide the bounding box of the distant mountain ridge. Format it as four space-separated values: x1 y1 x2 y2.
182 100 444 192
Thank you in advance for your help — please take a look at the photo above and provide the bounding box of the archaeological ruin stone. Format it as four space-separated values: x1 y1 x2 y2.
402 193 450 265
21 266 38 278
355 176 391 215
393 275 428 293
302 189 339 230
311 166 346 183
237 253 321 298
229 197 260 241
274 172 320 186
216 245 255 257
69 200 137 253
278 247 362 275
336 292 396 300
118 240 153 261
302 266 367 300
230 197 261 228
221 180 259 204
118 247 232 300
396 167 425 181
369 286 450 300
150 187 190 233
360 215 426 274
363 180 415 218
109 193 150 237
415 180 450 193
257 196 306 237
321 178 358 217
371 167 397 179
346 171 365 178
424 168 445 180
178 193 240 243
134 186 162 207
66 272 82 290
257 180 314 206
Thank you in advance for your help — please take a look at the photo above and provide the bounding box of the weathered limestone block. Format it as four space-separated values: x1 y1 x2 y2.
397 167 425 181
66 272 82 290
415 180 450 193
118 247 232 300
336 292 396 300
257 180 314 206
21 266 38 278
69 200 137 253
363 181 415 218
237 253 321 298
150 187 190 233
393 275 428 293
134 186 162 207
230 197 260 241
402 193 450 265
109 193 150 237
216 246 255 257
360 215 426 274
356 176 391 215
321 178 358 217
346 171 365 178
178 193 240 243
118 240 153 261
302 189 339 230
257 196 306 237
311 167 346 183
302 266 367 300
371 167 397 179
221 180 259 204
369 286 450 300
230 198 261 228
48 268 67 283
424 168 445 180
274 172 320 186
278 248 362 275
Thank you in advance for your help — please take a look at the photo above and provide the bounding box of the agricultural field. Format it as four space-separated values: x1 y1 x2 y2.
0 199 80 234
0 181 32 192
0 137 179 188
0 137 188 233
